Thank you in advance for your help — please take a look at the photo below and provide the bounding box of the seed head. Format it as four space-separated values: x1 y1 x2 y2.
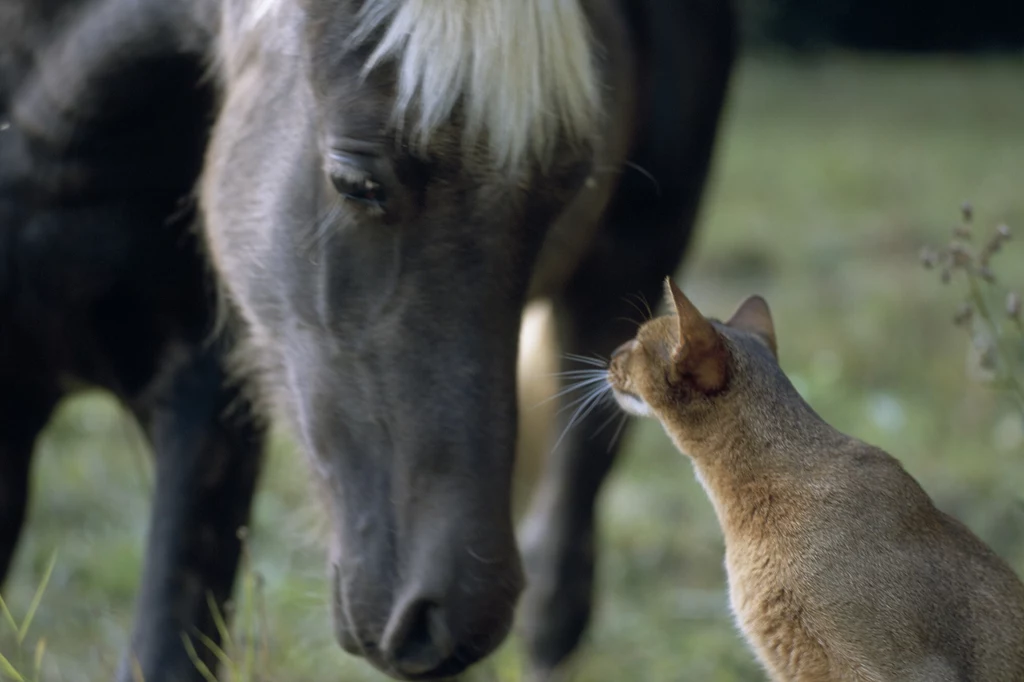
953 303 974 327
979 345 998 371
1008 292 1022 321
972 332 998 371
920 246 939 269
979 241 1000 266
961 202 974 224
948 242 973 268
953 226 973 241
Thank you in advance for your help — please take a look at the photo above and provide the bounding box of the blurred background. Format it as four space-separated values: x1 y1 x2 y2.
2 0 1023 679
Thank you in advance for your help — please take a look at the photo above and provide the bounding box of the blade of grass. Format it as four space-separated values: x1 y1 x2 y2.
206 592 235 658
255 574 271 678
181 635 219 682
236 529 256 682
193 630 236 680
17 550 57 645
241 572 256 682
31 638 45 682
0 594 19 635
0 651 25 682
130 654 146 682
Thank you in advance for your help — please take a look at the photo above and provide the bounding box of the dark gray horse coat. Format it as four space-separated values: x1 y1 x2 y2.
1 1 265 680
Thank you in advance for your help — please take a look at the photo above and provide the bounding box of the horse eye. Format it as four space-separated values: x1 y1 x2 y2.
331 174 387 208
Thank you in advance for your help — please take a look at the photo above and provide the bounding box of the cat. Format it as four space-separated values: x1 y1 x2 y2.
603 276 1024 681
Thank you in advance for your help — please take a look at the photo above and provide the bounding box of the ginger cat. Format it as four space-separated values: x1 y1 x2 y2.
605 277 1024 682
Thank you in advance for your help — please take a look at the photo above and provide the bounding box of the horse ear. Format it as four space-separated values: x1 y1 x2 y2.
726 295 777 358
663 277 727 391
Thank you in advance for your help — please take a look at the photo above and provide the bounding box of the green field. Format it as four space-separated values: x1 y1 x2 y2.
3 53 1024 681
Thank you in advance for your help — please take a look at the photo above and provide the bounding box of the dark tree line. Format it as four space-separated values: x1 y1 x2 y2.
741 0 1024 52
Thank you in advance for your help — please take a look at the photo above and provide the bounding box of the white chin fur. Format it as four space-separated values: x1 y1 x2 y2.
613 390 652 417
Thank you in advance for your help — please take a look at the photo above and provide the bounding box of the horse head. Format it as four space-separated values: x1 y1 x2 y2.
203 0 608 677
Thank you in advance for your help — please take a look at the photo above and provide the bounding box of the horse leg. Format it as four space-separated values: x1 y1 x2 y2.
0 389 57 587
517 1 738 676
116 346 265 682
516 276 684 681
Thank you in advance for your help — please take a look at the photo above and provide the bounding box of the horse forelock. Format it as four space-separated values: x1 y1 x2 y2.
351 0 603 172
217 0 296 81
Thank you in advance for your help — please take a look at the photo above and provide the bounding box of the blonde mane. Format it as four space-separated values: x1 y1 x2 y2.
350 0 604 171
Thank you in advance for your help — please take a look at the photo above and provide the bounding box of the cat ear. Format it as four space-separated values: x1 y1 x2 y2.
726 295 778 358
664 277 727 392
664 278 714 348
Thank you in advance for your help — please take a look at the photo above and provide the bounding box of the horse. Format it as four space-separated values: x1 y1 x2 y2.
201 0 737 678
7 0 737 678
1 1 267 680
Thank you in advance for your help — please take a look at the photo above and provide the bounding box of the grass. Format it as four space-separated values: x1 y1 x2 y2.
3 52 1024 681
0 550 55 682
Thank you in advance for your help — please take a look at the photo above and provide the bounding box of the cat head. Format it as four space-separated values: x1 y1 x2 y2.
607 278 778 423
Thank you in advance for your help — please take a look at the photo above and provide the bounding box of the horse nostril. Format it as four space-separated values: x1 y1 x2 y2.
381 599 454 677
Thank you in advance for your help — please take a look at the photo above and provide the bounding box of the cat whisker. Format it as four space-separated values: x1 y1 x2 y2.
607 413 630 454
549 369 608 379
574 385 616 426
564 384 611 430
623 160 661 196
552 372 606 382
620 295 649 324
634 291 654 320
562 353 608 368
614 315 645 330
532 373 608 409
628 291 657 317
550 381 614 453
556 380 612 415
554 374 608 394
590 403 623 439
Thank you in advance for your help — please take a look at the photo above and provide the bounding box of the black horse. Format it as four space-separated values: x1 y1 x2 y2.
1 1 265 680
